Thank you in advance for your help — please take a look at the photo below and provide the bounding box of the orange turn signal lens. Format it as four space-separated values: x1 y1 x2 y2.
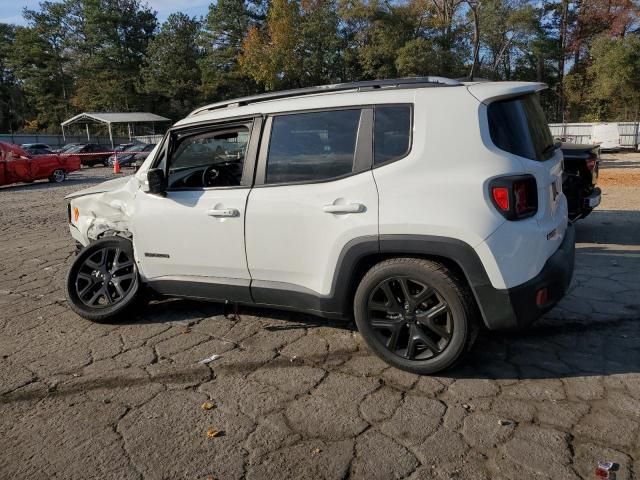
73 207 80 223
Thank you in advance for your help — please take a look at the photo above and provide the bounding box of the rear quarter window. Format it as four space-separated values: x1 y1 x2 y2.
374 106 412 165
487 94 555 161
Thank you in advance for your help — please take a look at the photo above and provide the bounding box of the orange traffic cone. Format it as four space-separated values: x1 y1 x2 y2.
113 158 121 174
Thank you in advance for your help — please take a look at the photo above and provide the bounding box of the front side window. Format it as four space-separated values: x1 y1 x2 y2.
266 109 362 184
374 106 412 165
167 125 250 189
487 94 555 161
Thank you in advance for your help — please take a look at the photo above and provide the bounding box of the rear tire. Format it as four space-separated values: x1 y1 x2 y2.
66 237 141 323
354 257 478 375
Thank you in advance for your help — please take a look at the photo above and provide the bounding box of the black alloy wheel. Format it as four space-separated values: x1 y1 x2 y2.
354 258 477 374
75 245 137 308
367 276 452 360
66 237 141 322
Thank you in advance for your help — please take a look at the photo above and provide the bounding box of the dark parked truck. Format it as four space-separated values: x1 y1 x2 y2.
62 143 113 167
0 142 81 186
561 143 601 221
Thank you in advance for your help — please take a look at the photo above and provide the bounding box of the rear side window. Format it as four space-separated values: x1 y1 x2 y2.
266 109 361 184
487 94 555 161
374 106 411 165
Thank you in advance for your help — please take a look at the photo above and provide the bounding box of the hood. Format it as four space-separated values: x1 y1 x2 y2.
65 175 135 200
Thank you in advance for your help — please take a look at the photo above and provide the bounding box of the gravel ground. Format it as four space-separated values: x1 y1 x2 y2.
0 158 639 480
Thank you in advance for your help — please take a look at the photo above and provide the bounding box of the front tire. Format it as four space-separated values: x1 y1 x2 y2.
354 258 478 375
66 237 140 323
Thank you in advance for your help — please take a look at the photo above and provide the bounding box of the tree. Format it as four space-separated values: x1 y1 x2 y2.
200 0 263 100
141 13 201 120
565 34 640 121
240 0 302 90
339 0 419 79
0 24 28 132
395 38 439 76
7 1 76 131
416 0 469 75
71 0 157 111
476 0 538 79
299 0 344 85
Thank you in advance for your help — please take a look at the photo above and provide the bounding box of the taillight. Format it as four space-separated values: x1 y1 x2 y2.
489 175 538 220
492 187 509 211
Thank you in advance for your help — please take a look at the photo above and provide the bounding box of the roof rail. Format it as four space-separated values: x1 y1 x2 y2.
188 77 461 116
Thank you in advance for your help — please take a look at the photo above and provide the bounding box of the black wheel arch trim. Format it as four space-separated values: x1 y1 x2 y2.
376 234 512 329
251 234 518 328
143 233 537 329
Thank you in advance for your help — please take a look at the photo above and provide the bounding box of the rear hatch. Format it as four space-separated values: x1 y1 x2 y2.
469 84 568 259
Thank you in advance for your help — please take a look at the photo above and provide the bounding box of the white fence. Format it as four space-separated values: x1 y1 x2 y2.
549 122 640 148
133 134 164 144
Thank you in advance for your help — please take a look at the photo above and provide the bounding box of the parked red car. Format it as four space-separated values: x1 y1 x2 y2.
0 142 81 186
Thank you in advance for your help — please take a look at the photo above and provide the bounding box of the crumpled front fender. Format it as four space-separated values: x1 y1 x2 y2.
67 176 139 244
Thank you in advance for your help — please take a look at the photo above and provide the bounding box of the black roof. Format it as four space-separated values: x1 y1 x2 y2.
189 77 461 116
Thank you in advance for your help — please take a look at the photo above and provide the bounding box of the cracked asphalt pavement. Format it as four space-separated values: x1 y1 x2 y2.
1 156 639 480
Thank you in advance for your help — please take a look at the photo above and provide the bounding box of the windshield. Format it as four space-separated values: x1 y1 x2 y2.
487 94 555 161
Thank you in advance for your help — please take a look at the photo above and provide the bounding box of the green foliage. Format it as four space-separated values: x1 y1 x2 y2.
141 13 202 120
565 35 640 121
0 24 28 132
200 0 262 100
240 0 303 89
6 1 76 131
71 0 157 111
299 0 344 85
395 38 438 77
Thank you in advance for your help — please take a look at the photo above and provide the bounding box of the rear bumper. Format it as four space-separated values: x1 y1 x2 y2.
475 224 575 330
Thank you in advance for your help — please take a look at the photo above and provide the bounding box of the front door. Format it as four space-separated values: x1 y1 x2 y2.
132 118 261 302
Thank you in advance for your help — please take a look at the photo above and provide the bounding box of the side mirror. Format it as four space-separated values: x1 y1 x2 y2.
147 168 166 195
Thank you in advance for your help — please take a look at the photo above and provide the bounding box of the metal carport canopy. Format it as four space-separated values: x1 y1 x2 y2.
60 112 171 147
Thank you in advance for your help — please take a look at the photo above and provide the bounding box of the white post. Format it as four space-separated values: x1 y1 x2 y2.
61 125 66 142
108 123 114 149
127 123 132 141
86 123 90 141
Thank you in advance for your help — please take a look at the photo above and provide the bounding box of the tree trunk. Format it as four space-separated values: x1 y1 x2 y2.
558 0 569 122
468 2 480 80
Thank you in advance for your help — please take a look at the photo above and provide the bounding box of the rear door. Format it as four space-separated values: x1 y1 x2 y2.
245 108 378 313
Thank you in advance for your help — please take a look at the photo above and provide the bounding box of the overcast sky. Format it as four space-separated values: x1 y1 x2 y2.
1 0 212 26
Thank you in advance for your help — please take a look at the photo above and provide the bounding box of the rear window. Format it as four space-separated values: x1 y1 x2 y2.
487 94 555 161
374 106 411 165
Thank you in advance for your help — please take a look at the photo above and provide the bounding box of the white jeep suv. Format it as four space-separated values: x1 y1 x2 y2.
65 77 575 374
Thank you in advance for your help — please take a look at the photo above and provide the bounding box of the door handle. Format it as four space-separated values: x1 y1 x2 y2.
207 208 239 217
323 203 365 214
